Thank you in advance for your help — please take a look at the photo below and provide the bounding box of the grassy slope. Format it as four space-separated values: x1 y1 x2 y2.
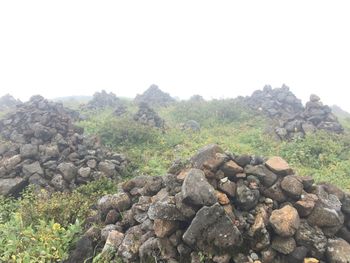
1 99 350 261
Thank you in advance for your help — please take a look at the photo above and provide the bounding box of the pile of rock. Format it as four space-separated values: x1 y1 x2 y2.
246 85 343 140
133 102 165 129
0 94 22 112
181 120 201 132
246 85 304 120
0 95 127 196
86 90 123 111
275 95 343 140
134 84 175 107
71 144 350 263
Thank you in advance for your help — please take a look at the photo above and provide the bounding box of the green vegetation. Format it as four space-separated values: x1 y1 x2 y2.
1 98 350 261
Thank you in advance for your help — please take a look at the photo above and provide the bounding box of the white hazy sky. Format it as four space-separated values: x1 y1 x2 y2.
0 1 349 111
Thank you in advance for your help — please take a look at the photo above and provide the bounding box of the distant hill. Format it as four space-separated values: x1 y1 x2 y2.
331 105 350 119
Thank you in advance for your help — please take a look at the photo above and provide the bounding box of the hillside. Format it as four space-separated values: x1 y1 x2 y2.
0 87 350 262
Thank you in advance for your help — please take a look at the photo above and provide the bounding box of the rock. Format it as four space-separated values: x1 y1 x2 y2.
307 193 344 227
78 167 91 178
183 203 241 251
98 161 116 177
295 193 318 217
218 179 236 197
154 219 179 238
117 225 143 261
245 164 278 187
133 102 165 128
50 174 66 190
310 94 320 102
295 220 327 258
281 175 303 199
265 156 293 176
0 177 27 196
134 84 175 107
190 144 223 169
63 236 94 263
181 169 217 206
3 154 21 170
22 161 43 176
269 205 300 237
341 195 350 215
20 144 38 159
216 191 230 205
271 236 296 255
236 180 260 211
262 181 287 203
326 238 350 263
103 230 124 251
57 162 77 182
286 246 309 263
148 197 186 221
98 193 131 216
304 258 319 263
221 160 244 177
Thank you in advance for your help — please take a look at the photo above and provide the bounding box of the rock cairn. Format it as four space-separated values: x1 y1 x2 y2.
134 84 175 107
72 144 350 263
0 94 22 112
0 95 127 196
86 90 123 110
246 85 343 140
133 102 165 129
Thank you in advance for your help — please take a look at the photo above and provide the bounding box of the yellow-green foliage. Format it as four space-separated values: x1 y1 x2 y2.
0 179 119 262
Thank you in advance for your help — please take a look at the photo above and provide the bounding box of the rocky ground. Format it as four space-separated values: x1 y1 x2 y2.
68 144 350 263
245 85 343 140
0 95 127 196
0 94 22 112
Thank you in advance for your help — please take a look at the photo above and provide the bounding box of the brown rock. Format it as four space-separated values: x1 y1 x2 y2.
326 238 350 263
281 175 303 198
265 156 293 176
221 160 244 177
154 219 179 238
216 191 230 205
218 178 236 197
295 193 318 217
190 144 223 169
103 230 124 251
269 205 300 237
262 181 287 203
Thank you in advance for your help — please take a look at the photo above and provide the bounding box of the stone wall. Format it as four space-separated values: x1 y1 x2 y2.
0 95 127 196
69 144 350 263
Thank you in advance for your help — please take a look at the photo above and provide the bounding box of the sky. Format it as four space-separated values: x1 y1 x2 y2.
0 1 349 111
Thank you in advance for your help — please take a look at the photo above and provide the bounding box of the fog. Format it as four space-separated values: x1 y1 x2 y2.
1 0 349 111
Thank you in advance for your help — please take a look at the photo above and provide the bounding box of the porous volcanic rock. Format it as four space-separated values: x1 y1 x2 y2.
72 144 350 262
0 95 127 196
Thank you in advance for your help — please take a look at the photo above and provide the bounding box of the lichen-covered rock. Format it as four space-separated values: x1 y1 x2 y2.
269 205 300 237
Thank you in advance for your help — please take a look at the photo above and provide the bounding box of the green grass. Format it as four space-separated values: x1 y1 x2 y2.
1 98 350 262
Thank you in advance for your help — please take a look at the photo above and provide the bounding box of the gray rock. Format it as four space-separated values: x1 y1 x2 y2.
98 161 116 177
78 167 91 178
22 161 43 176
235 180 259 211
117 225 143 261
98 192 132 215
0 177 27 196
326 238 350 263
181 169 217 206
183 203 241 251
50 174 67 191
295 220 327 258
245 164 278 187
148 198 186 221
20 144 38 159
3 154 21 171
57 162 77 182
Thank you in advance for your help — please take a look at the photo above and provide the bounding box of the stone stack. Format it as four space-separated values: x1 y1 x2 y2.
246 85 304 120
0 95 127 196
86 90 123 110
134 84 175 107
0 94 22 112
71 145 350 263
133 102 165 129
246 85 343 140
275 95 343 140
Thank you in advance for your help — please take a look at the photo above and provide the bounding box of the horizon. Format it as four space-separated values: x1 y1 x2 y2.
1 1 350 112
